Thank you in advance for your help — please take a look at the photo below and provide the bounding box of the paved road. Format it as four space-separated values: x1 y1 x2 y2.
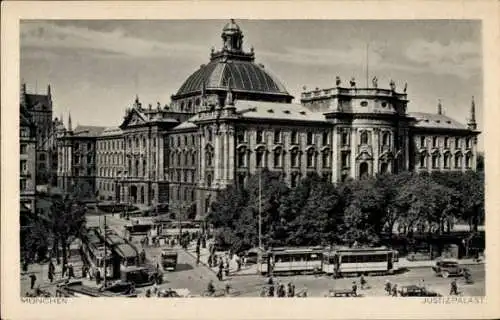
23 213 484 298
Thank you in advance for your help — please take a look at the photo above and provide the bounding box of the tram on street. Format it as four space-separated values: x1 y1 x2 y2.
257 247 324 275
321 246 399 277
124 219 154 237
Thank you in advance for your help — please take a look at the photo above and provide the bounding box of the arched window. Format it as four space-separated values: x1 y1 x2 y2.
291 150 299 167
135 159 139 176
465 154 472 168
380 162 389 173
140 186 145 204
274 151 281 168
322 152 330 168
419 154 426 168
256 150 265 168
444 154 450 168
143 159 147 177
360 131 369 145
306 151 315 168
238 150 246 168
206 174 213 186
192 153 196 166
291 174 298 188
466 138 471 149
177 153 181 166
455 154 462 169
359 162 369 179
206 151 213 167
432 154 439 168
382 132 390 146
206 128 213 142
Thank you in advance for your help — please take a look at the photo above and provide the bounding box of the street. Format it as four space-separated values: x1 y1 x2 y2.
21 213 485 298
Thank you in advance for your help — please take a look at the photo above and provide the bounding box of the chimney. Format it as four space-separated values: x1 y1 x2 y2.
468 96 477 130
68 113 72 131
437 99 442 115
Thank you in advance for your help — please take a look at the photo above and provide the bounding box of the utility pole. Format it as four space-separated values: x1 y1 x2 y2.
258 169 262 249
103 214 107 287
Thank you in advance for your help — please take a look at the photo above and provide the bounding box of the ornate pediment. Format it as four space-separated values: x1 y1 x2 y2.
356 151 373 161
120 109 147 129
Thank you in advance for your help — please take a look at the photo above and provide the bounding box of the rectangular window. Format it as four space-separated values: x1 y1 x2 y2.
291 152 298 167
455 138 461 149
291 131 298 144
322 132 329 145
466 138 471 149
444 137 450 148
341 152 349 168
256 130 264 144
341 132 349 146
420 154 426 168
420 136 426 148
291 175 298 188
237 132 245 144
307 153 314 167
20 160 27 173
274 130 281 144
307 132 314 145
20 144 27 154
20 179 26 191
432 137 438 148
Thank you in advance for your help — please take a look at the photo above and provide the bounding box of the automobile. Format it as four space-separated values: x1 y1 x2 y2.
398 285 441 297
158 288 192 298
432 259 465 278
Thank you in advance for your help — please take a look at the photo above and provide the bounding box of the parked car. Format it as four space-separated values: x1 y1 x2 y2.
432 259 465 278
398 285 441 297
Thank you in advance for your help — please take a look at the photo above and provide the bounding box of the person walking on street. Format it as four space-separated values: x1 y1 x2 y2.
351 281 358 296
62 263 67 278
360 275 366 289
68 264 75 280
385 280 392 295
450 279 459 295
260 286 267 297
95 269 101 286
29 274 37 290
268 284 275 297
392 284 398 297
48 269 54 283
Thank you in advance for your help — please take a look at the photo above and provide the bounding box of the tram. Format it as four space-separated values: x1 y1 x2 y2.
257 247 324 275
160 249 179 271
321 246 399 277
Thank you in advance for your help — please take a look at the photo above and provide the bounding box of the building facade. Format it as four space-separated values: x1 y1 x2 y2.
56 20 481 220
20 105 37 212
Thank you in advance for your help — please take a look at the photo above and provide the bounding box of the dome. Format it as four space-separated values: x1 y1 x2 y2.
175 60 291 97
223 19 241 32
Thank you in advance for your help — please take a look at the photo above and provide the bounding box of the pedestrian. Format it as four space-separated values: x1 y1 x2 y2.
62 263 67 278
22 258 29 273
260 286 267 297
48 269 54 283
268 284 275 297
145 288 151 298
82 265 87 279
29 273 37 290
225 281 231 295
217 269 223 281
287 283 293 297
279 284 286 297
420 279 426 290
291 283 296 297
236 255 241 272
268 276 274 285
48 260 55 275
196 252 200 266
391 284 398 297
68 264 74 279
360 274 366 289
385 280 392 295
351 281 358 296
95 269 101 286
450 279 458 295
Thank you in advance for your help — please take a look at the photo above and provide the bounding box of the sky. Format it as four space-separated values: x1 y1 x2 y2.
20 19 483 149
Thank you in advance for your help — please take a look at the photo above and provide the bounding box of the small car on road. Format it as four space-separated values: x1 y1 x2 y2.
432 259 465 278
398 285 441 297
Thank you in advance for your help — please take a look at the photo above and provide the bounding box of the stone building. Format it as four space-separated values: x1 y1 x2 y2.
56 20 481 220
20 83 54 184
20 105 37 213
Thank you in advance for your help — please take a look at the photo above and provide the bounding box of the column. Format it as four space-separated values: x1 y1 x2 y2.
228 128 235 183
331 127 338 183
404 129 410 170
350 128 357 178
200 129 206 184
373 128 380 175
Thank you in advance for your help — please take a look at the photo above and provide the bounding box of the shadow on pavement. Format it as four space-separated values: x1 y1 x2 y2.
174 263 194 272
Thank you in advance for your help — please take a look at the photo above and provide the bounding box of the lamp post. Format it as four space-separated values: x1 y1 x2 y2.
258 168 262 250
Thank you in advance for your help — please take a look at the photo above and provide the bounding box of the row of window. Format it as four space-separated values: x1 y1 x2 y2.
418 136 472 149
171 186 197 202
98 181 115 192
418 153 472 169
235 150 332 169
170 135 197 148
178 98 201 113
97 153 124 166
170 151 197 167
170 169 196 183
121 136 157 150
98 139 123 151
237 130 331 146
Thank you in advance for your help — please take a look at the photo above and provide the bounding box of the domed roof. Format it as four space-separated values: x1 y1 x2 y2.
223 19 241 32
175 60 291 97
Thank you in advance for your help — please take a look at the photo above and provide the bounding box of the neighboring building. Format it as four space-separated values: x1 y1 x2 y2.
56 20 481 220
20 83 54 184
20 105 37 213
57 114 106 199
